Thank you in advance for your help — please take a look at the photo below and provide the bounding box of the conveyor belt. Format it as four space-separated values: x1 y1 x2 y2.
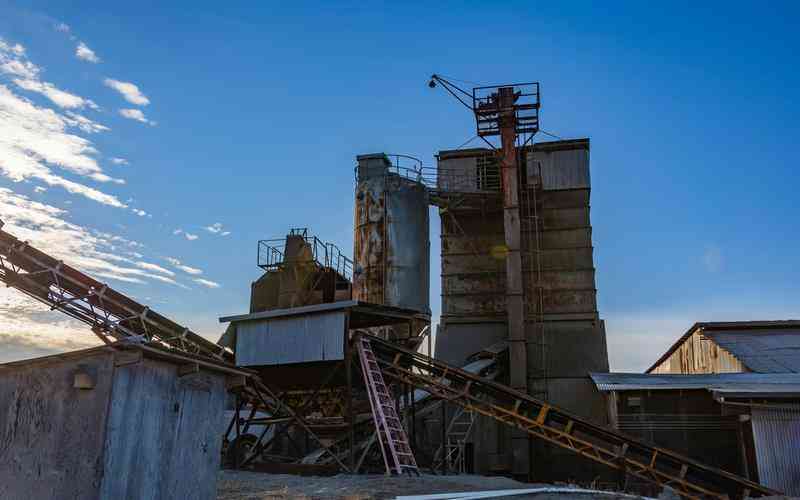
0 220 228 360
361 333 779 500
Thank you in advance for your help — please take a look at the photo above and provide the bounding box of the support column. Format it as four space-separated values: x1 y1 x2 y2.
498 86 530 478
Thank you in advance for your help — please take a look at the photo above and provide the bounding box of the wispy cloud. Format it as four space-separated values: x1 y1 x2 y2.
0 38 127 207
33 186 46 193
104 78 149 106
0 188 178 286
75 42 100 63
184 232 198 241
193 278 220 289
119 108 155 126
205 222 231 236
13 78 98 109
110 157 128 165
165 256 203 275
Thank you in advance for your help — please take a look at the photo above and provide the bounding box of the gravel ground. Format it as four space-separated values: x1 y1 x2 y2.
216 471 645 500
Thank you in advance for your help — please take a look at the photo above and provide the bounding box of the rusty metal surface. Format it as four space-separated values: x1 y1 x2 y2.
353 154 430 315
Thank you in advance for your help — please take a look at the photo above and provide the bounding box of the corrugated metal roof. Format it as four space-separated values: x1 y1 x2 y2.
704 329 800 373
590 372 800 394
646 320 800 373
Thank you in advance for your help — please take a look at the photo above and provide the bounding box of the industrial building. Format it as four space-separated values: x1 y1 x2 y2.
0 77 790 499
591 320 800 495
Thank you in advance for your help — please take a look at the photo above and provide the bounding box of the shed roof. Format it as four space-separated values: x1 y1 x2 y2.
219 300 427 329
0 342 253 378
590 372 800 397
646 320 800 374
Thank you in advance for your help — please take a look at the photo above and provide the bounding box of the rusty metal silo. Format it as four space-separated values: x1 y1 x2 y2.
353 154 430 316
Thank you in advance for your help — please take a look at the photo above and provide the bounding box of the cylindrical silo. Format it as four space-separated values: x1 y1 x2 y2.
353 153 430 315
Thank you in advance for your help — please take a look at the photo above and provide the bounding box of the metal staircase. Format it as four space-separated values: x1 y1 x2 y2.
356 336 420 476
432 405 477 474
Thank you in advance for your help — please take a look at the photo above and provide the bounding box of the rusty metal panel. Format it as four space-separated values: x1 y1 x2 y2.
235 310 345 366
751 405 800 495
353 154 430 315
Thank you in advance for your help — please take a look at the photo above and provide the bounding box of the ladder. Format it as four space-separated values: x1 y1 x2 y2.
432 405 476 473
356 336 419 476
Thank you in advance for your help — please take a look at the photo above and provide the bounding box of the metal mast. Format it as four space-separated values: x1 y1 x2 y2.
430 75 540 477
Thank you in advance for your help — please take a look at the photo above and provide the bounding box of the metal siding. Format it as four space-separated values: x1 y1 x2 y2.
438 156 479 192
100 359 226 500
751 405 800 495
235 311 345 366
528 149 590 191
590 371 800 392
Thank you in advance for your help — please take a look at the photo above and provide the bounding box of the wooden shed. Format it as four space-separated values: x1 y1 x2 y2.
0 343 250 500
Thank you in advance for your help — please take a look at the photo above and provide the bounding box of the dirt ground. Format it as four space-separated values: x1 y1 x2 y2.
216 471 647 500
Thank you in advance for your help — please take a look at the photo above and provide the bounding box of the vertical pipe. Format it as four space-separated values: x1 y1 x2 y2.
498 86 530 479
345 313 355 472
441 401 447 475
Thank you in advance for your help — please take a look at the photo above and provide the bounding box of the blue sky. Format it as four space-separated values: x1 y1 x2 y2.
0 1 797 369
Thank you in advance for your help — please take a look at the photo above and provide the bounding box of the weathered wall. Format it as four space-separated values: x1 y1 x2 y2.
0 352 115 500
99 358 226 500
435 139 610 480
650 329 746 374
353 154 430 315
612 389 748 478
235 311 346 366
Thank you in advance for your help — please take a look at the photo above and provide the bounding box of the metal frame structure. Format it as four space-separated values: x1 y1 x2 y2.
0 220 227 360
361 333 779 500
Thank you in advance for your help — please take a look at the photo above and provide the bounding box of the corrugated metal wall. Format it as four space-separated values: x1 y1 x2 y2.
751 405 800 495
235 311 345 366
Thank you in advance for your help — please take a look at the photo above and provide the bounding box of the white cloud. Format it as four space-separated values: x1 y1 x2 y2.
54 23 71 34
173 228 183 235
132 208 147 216
65 111 109 133
193 278 220 289
75 42 100 63
110 157 128 165
119 108 155 126
0 84 127 207
184 232 198 241
13 78 98 109
205 222 223 233
0 188 178 287
165 257 203 275
33 186 46 193
135 261 175 277
104 78 150 106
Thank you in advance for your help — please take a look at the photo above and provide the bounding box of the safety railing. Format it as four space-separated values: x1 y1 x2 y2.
257 230 353 281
